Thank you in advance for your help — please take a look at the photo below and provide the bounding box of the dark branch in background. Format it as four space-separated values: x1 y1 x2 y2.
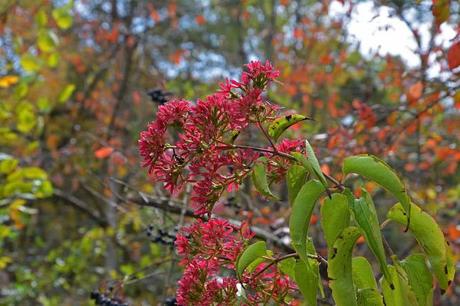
125 193 294 253
53 189 108 227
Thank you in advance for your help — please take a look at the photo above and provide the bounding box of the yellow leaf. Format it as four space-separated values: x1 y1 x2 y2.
0 75 19 88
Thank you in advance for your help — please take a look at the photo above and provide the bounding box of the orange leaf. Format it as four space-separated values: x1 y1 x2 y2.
293 27 303 39
95 147 114 159
447 41 460 70
356 235 365 245
195 15 206 25
150 9 161 22
407 82 423 105
169 49 184 65
310 214 318 225
447 224 460 241
404 163 416 172
168 2 177 17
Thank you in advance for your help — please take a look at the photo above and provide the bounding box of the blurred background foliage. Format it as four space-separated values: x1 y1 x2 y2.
0 0 459 305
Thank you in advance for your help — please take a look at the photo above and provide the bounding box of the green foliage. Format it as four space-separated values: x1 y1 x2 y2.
347 188 392 285
286 164 308 206
328 227 361 306
295 260 318 306
289 179 324 265
268 114 308 141
388 202 455 290
320 193 350 252
252 158 277 199
343 155 412 228
236 241 267 277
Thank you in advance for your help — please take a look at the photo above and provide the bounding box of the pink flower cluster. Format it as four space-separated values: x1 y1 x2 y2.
139 61 282 215
175 218 296 305
175 218 251 305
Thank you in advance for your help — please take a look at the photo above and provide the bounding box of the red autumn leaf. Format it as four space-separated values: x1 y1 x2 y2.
447 224 460 241
94 147 114 159
293 27 303 39
404 163 416 172
407 81 423 105
310 214 318 225
356 235 365 245
195 15 206 25
169 49 184 65
447 41 460 70
168 2 177 17
150 9 160 22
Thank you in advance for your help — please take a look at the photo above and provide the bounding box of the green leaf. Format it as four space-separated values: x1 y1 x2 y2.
20 54 41 72
236 241 267 277
295 260 318 306
286 164 308 206
347 188 392 286
328 226 361 306
289 179 325 264
380 264 419 306
400 254 433 306
357 288 385 306
52 6 73 30
303 139 328 189
37 30 58 52
278 257 296 279
17 107 36 133
320 193 350 252
47 52 59 68
343 154 411 228
35 9 48 27
268 113 309 141
58 84 76 103
252 158 277 199
352 256 379 291
387 202 454 290
0 154 18 174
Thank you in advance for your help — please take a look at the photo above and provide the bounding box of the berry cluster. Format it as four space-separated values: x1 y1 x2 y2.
90 291 128 306
146 225 176 246
147 88 172 105
164 297 177 305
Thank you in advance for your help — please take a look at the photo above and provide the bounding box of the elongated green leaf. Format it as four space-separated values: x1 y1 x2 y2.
289 179 325 264
286 164 308 206
304 139 328 189
268 114 308 141
252 158 277 199
321 193 350 252
357 288 385 306
401 254 433 306
387 202 454 290
306 237 325 298
343 154 411 227
380 264 418 306
352 256 378 291
328 226 361 306
347 188 392 285
236 241 267 277
295 260 318 306
58 84 76 103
